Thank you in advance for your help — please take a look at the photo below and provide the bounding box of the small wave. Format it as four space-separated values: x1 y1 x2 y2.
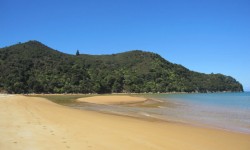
138 112 151 117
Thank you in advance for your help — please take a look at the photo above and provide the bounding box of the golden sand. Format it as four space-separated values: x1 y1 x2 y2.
0 95 250 150
78 95 147 104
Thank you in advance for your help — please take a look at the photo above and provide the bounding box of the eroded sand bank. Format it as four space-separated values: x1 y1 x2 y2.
0 95 250 150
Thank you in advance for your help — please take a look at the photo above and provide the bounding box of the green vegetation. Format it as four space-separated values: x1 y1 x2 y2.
0 40 243 94
76 50 80 56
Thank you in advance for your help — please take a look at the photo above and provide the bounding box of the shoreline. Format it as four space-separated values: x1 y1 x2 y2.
1 95 250 149
71 102 250 136
6 94 250 135
29 94 250 135
74 95 250 135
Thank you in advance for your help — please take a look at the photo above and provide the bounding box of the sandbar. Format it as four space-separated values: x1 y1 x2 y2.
77 95 147 104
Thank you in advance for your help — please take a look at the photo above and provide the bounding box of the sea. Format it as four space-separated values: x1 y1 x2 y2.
151 92 250 134
72 92 250 134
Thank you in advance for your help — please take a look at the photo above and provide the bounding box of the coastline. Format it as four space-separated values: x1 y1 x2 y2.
73 94 250 135
26 93 250 134
1 95 250 150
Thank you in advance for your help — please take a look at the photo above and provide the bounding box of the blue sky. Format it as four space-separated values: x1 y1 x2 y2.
1 0 250 91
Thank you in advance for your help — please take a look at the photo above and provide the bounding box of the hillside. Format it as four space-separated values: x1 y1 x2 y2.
0 41 243 94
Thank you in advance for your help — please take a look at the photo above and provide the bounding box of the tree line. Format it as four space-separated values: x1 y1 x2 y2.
0 41 243 94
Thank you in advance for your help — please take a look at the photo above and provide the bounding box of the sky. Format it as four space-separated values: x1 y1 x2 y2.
1 0 250 91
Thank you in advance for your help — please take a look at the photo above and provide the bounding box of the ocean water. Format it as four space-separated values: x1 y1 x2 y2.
71 92 250 134
150 92 250 134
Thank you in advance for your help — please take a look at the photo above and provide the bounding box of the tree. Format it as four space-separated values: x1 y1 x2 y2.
76 50 80 56
0 41 244 94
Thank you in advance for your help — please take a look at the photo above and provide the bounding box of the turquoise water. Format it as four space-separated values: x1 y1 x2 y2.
72 92 250 134
150 92 250 134
159 92 250 109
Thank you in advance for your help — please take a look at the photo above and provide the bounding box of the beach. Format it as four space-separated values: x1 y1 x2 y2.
1 95 250 150
77 95 148 104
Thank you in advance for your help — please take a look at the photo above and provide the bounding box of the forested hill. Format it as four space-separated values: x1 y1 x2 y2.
0 40 243 94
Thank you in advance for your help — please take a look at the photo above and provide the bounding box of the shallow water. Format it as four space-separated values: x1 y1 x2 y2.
149 92 250 133
69 92 250 134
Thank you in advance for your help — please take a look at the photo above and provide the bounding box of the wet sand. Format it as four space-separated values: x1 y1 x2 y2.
1 95 250 150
